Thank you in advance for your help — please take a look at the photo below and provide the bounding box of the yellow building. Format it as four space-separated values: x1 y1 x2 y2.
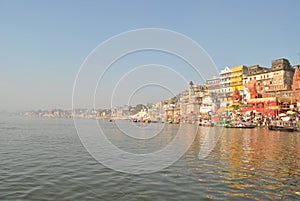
230 65 248 92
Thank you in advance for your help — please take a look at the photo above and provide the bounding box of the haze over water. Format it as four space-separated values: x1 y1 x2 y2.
0 114 299 200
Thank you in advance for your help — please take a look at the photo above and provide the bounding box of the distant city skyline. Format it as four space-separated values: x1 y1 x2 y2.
1 0 300 111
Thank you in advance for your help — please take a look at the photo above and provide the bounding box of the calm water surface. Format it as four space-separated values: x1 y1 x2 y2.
0 114 299 200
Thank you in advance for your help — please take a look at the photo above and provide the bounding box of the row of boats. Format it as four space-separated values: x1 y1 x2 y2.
128 117 298 132
200 120 299 132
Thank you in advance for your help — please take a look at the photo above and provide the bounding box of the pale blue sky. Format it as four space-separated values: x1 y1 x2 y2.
1 0 299 111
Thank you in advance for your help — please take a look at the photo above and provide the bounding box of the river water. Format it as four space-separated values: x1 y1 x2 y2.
0 114 299 200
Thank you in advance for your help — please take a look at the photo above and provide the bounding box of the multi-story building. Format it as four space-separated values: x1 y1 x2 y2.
230 65 248 93
205 76 221 107
200 92 214 114
185 82 203 114
178 89 189 117
169 82 206 122
245 58 295 98
178 82 200 107
219 66 231 107
246 64 270 96
292 65 300 100
205 76 220 94
267 58 294 95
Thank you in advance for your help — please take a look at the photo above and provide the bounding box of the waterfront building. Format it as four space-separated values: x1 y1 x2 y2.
205 76 220 94
155 101 167 121
179 89 189 104
243 58 296 99
205 76 221 108
230 65 248 98
164 104 175 122
246 64 270 97
219 66 232 107
266 58 294 97
292 65 300 100
147 102 163 121
200 93 214 115
178 89 189 120
246 97 296 116
179 82 203 116
230 65 248 91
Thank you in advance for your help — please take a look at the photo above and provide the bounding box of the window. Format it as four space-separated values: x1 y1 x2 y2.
258 103 264 108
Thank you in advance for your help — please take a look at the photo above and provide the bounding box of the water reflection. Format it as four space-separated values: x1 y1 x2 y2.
208 128 300 200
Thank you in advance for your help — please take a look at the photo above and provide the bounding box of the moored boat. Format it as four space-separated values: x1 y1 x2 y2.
267 120 296 132
226 121 256 128
199 120 214 127
216 120 231 127
268 125 294 132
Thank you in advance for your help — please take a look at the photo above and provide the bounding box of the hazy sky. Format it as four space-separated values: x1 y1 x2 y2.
1 0 300 111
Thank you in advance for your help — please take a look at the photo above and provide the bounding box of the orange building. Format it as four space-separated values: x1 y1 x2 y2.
246 97 296 116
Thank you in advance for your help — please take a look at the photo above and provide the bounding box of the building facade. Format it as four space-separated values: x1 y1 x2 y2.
205 76 221 108
230 65 248 93
267 58 294 94
246 64 271 96
219 66 232 107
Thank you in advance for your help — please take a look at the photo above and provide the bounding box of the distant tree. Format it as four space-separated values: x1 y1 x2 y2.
130 104 146 115
146 103 153 109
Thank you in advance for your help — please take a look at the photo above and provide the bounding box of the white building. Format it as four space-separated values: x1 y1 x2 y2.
219 66 231 107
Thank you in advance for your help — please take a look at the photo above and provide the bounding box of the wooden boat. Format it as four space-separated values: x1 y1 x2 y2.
226 122 256 128
167 121 179 124
268 121 296 132
199 120 214 127
216 120 231 127
132 119 138 122
268 125 294 132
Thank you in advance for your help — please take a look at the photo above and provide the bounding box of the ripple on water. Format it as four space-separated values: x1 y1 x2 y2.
0 117 299 200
